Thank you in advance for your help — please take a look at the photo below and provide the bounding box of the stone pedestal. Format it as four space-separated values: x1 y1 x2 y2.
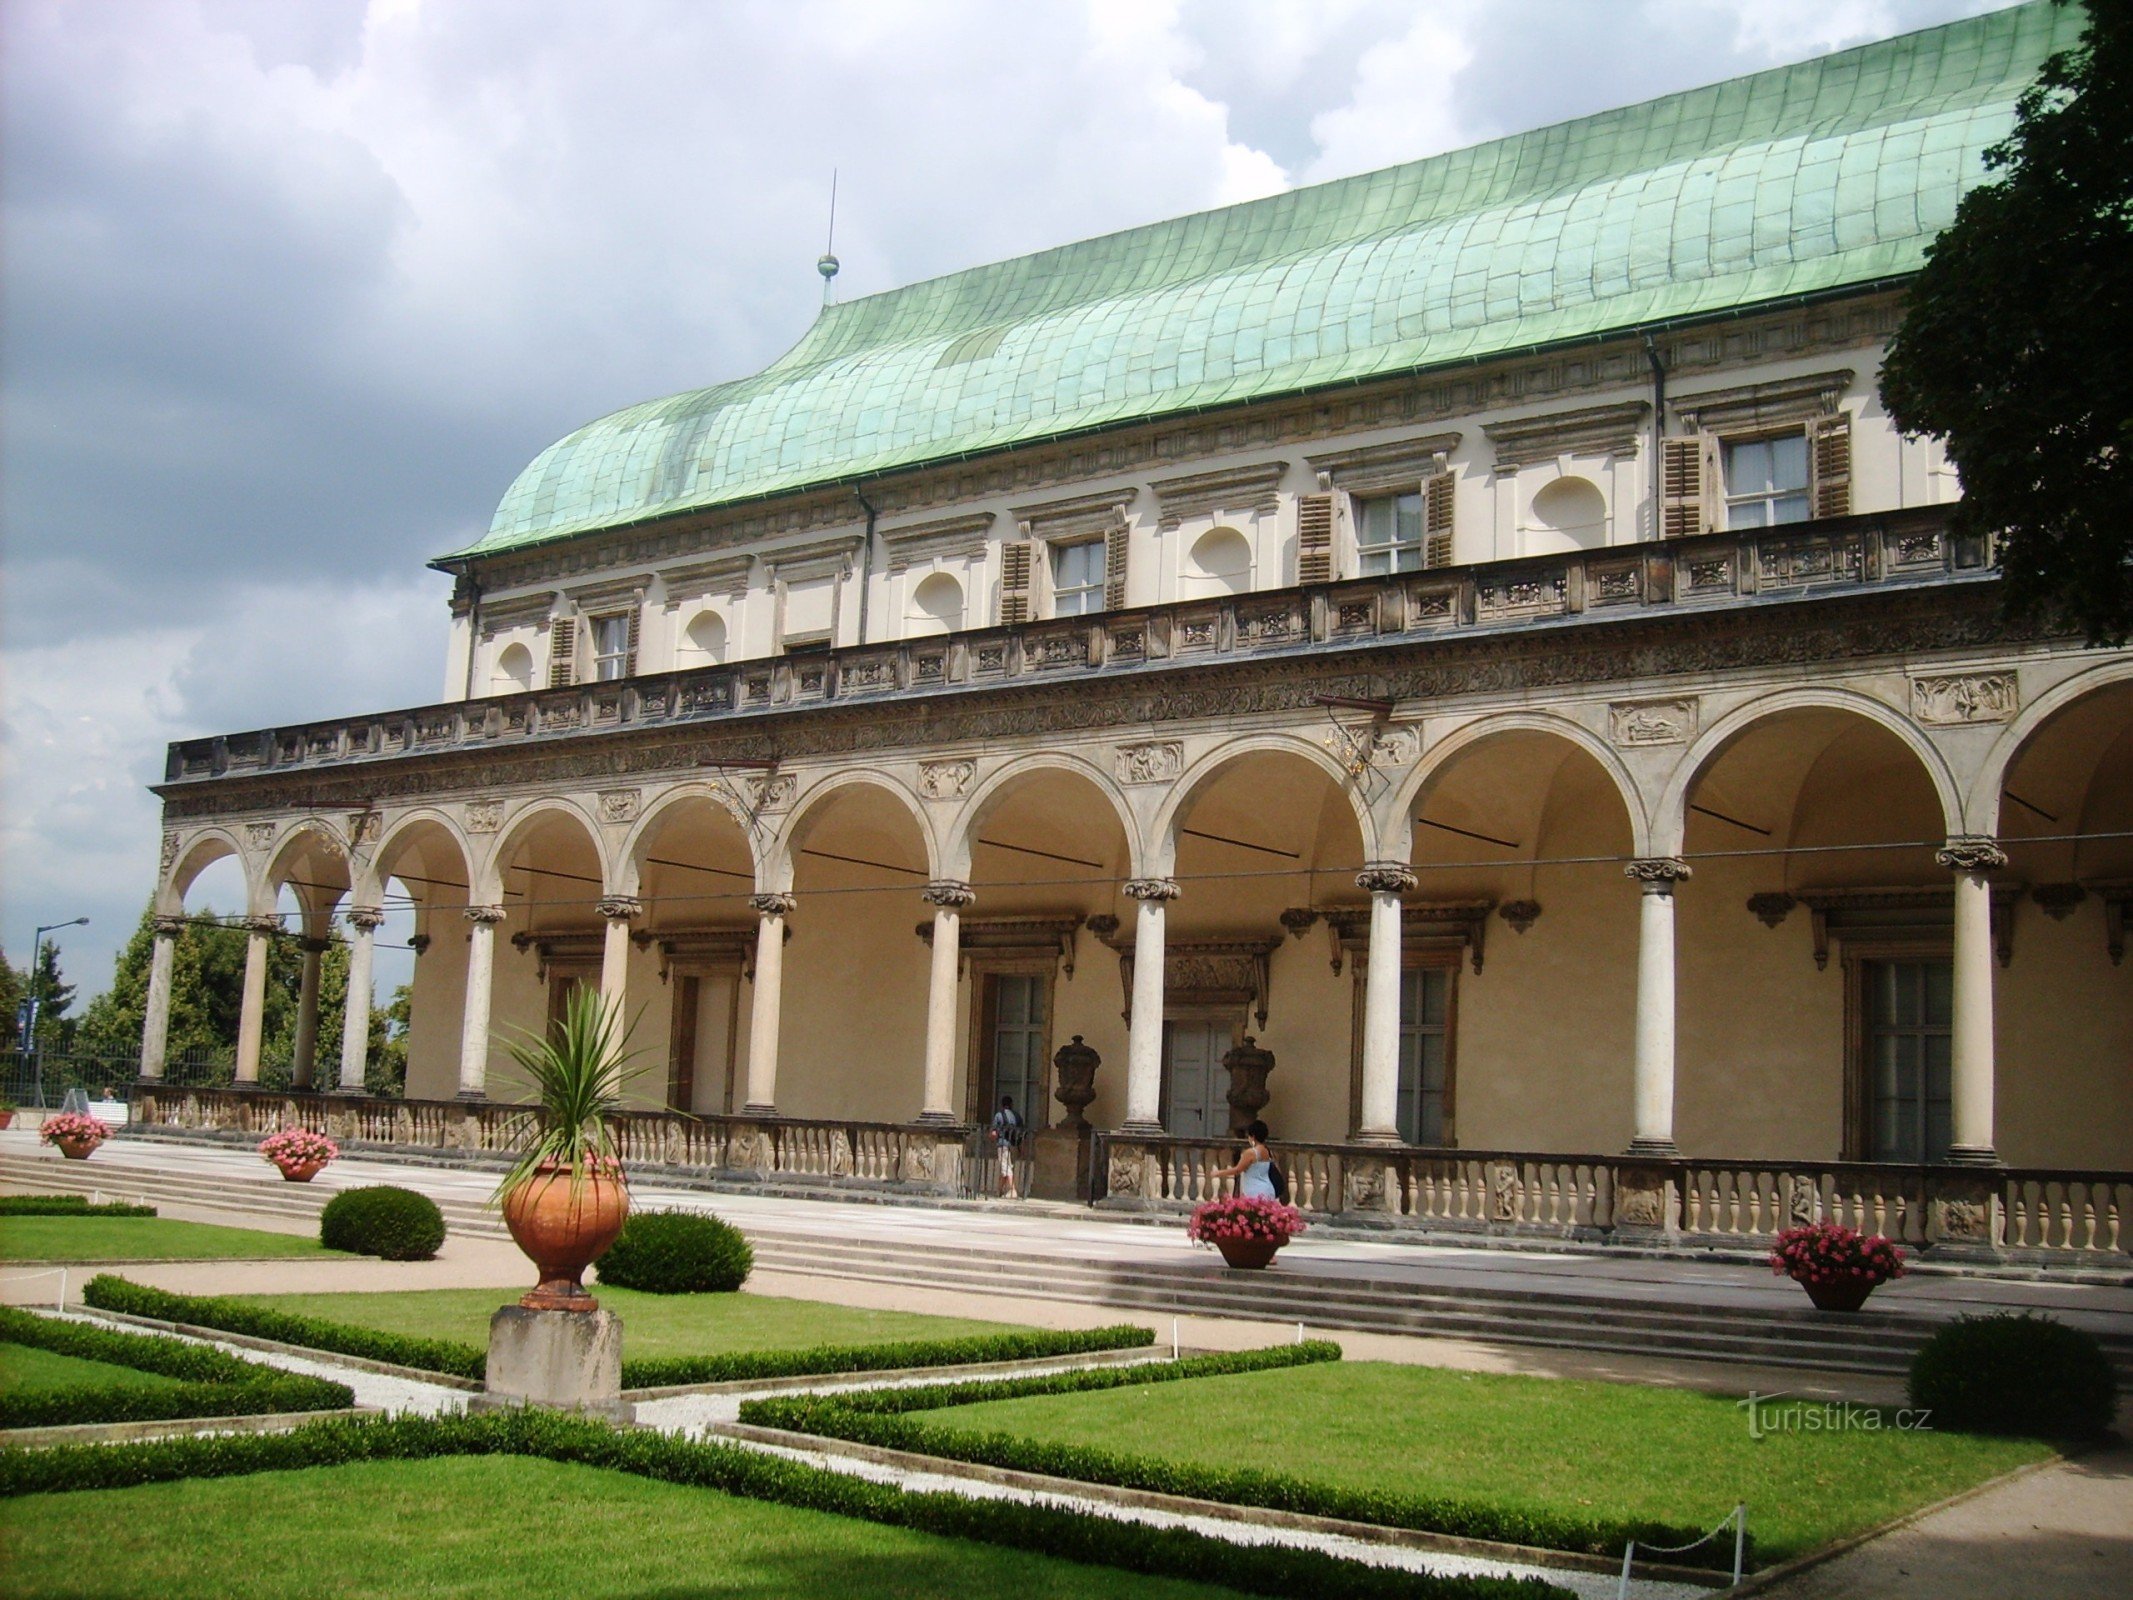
1029 1125 1093 1201
473 1305 631 1422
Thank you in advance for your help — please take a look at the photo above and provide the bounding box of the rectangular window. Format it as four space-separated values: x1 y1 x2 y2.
1049 540 1105 616
1722 434 1811 529
987 974 1047 1126
1866 960 1953 1162
590 614 631 681
1356 491 1425 575
1395 966 1452 1145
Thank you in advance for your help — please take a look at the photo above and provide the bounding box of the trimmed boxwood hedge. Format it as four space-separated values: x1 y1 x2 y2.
596 1209 753 1294
1908 1312 2118 1438
0 1306 352 1429
0 1195 158 1218
739 1345 1741 1572
318 1185 446 1261
0 1409 1569 1600
81 1276 1154 1389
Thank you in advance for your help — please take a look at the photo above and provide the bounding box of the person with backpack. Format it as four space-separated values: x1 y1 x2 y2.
989 1094 1024 1199
1211 1119 1284 1202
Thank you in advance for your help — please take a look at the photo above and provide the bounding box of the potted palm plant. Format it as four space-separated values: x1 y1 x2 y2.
494 987 643 1312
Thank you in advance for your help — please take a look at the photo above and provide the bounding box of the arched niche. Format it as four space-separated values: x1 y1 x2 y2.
1183 526 1253 597
1525 475 1607 555
493 642 535 694
905 572 965 637
680 609 728 665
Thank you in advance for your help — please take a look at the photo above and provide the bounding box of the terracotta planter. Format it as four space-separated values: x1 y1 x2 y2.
1801 1277 1876 1313
1213 1236 1283 1270
275 1158 329 1183
0 1110 15 1130
54 1136 101 1161
500 1162 629 1311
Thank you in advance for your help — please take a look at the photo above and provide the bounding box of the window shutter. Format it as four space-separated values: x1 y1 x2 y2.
1660 435 1717 540
623 607 641 677
546 615 577 688
1423 473 1455 568
1104 521 1129 610
1810 413 1852 519
999 540 1032 625
1295 492 1335 584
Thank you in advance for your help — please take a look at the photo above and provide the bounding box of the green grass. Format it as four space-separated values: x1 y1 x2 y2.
230 1286 1021 1361
0 1455 1255 1599
920 1360 2051 1564
0 1217 338 1262
0 1344 183 1397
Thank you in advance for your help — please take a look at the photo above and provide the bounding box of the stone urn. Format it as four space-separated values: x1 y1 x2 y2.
1214 1236 1282 1270
501 1162 630 1312
1051 1036 1101 1128
1802 1278 1876 1313
1222 1036 1276 1132
274 1158 329 1184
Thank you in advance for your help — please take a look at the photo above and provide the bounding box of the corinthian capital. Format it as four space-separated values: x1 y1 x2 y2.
1935 837 2008 875
1625 857 1693 886
1123 877 1181 903
345 905 387 932
240 915 284 935
152 914 189 939
464 904 507 926
749 892 798 918
1355 862 1418 896
922 880 976 909
596 895 644 923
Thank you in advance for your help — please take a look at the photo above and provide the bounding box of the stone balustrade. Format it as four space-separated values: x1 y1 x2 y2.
161 505 1976 786
1094 1131 2132 1264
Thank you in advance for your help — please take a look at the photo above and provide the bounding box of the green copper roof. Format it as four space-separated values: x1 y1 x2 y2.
462 2 2076 560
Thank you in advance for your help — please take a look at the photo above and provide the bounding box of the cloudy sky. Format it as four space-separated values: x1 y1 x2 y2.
2 0 2003 1007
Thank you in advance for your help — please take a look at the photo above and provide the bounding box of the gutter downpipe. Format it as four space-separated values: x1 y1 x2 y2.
1642 332 1667 541
853 484 878 645
460 567 482 701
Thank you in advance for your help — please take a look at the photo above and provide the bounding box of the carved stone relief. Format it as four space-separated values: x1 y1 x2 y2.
918 759 975 799
745 774 797 813
598 788 642 824
1911 672 2017 725
1608 697 1697 747
465 800 503 834
245 822 276 851
1114 741 1182 784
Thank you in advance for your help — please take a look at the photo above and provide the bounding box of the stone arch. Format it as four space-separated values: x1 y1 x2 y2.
160 827 259 917
264 819 357 922
1655 687 1961 857
906 571 966 636
372 809 476 907
1390 712 1650 859
475 797 610 905
1967 658 2133 835
767 771 938 894
942 753 1140 884
493 642 536 693
614 782 765 904
1148 734 1379 879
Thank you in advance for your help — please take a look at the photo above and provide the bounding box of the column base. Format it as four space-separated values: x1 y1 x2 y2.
913 1110 961 1128
1117 1119 1166 1138
1350 1125 1402 1146
456 1088 488 1102
739 1102 779 1119
1941 1144 2004 1168
1623 1137 1681 1158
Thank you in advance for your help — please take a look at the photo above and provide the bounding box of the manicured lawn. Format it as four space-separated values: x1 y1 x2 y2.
229 1286 1023 1360
0 1455 1254 1599
0 1217 340 1262
0 1344 182 1396
921 1360 2050 1563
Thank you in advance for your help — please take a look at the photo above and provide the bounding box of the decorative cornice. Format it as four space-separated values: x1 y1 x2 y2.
1123 878 1181 903
1148 461 1287 530
1482 402 1650 473
1625 858 1693 885
1356 862 1419 896
1012 487 1136 542
879 511 995 572
1305 431 1462 495
921 880 977 909
749 892 798 917
1672 368 1852 434
1936 838 2008 875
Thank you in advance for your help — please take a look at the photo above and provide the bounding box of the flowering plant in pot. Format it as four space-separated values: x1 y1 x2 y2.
40 1112 113 1159
259 1128 339 1182
1187 1194 1308 1269
0 1100 16 1130
493 987 644 1312
1771 1221 1906 1311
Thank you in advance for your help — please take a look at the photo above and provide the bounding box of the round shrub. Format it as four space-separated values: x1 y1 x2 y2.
319 1185 446 1261
596 1209 752 1293
1908 1312 2117 1438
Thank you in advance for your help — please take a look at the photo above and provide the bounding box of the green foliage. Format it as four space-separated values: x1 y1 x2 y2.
494 986 646 1200
0 1409 1567 1600
319 1186 445 1261
595 1209 753 1294
1907 1312 2117 1438
620 1323 1154 1391
0 945 24 1052
1881 0 2133 643
0 1196 157 1217
740 1344 1740 1571
0 1306 351 1428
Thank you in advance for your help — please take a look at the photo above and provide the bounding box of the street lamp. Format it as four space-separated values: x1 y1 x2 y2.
24 917 88 1110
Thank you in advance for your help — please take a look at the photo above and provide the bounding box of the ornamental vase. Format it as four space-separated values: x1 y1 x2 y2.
54 1136 100 1161
275 1158 328 1184
1214 1236 1282 1270
500 1161 629 1312
1801 1277 1875 1313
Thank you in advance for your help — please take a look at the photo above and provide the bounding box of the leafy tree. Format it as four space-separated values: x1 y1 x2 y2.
1881 0 2133 644
0 948 24 1052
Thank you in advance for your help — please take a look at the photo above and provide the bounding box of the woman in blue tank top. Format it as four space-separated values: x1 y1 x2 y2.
1212 1119 1277 1199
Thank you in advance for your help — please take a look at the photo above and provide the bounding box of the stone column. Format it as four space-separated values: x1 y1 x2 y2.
1624 858 1692 1156
233 916 279 1085
291 935 330 1088
458 905 506 1099
1938 837 2006 1165
1121 878 1180 1134
919 881 975 1123
1355 862 1417 1142
743 893 796 1116
138 915 185 1082
596 895 641 1013
338 907 384 1093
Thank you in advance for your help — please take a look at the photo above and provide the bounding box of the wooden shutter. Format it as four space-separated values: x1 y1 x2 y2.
1660 434 1719 540
623 607 641 677
1295 492 1335 584
1423 473 1455 568
999 540 1032 625
1104 521 1129 610
546 615 578 688
1810 413 1852 519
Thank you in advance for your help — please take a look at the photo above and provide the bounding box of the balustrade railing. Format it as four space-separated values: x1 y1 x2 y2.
1094 1132 2131 1262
